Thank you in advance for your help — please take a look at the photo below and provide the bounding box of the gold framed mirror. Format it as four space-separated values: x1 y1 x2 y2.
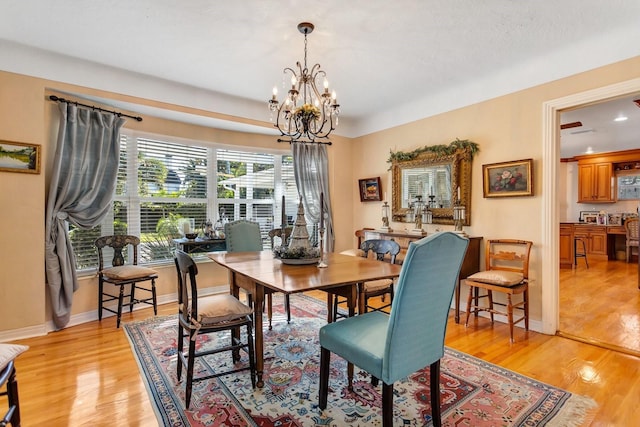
391 148 473 225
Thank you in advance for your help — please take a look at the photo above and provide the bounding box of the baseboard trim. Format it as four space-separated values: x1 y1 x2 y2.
556 330 640 358
0 285 227 342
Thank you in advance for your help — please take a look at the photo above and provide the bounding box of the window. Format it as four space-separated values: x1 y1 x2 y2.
70 132 297 274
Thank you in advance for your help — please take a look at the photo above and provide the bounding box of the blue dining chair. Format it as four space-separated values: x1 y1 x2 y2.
224 220 291 329
318 232 469 427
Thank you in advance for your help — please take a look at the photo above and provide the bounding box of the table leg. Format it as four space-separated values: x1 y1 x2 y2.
253 285 265 388
326 292 334 323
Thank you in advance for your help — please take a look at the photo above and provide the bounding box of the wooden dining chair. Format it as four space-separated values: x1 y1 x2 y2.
224 220 290 328
0 343 28 427
95 235 158 328
330 239 401 321
625 218 638 263
319 232 469 427
464 239 533 343
174 250 256 409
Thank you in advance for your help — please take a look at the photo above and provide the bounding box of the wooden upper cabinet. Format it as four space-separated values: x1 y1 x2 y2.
578 162 614 203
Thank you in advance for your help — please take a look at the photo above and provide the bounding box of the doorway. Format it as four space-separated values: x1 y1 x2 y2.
541 78 640 356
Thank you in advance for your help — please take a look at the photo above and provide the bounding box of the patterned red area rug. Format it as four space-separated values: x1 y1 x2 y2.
124 294 596 426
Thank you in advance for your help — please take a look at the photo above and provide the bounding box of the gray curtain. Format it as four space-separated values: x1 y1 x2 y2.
292 143 334 252
45 103 125 329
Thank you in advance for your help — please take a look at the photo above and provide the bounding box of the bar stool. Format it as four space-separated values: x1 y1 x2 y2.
574 237 588 268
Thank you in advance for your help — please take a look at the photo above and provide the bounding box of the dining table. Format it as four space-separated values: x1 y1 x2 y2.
209 250 403 387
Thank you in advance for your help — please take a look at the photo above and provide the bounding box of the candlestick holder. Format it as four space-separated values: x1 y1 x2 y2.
318 225 328 268
453 198 467 236
380 201 392 231
411 195 425 233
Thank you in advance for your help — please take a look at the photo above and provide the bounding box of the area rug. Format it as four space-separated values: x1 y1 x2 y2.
124 294 597 426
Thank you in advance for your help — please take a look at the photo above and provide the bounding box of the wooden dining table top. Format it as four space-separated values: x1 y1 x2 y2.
209 250 403 294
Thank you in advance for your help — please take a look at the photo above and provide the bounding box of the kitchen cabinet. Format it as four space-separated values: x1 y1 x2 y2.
559 223 574 268
578 162 614 203
573 225 607 256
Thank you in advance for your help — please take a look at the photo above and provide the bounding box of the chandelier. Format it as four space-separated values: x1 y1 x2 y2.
268 22 340 145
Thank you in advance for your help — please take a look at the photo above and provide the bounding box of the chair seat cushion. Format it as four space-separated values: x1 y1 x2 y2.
198 294 253 325
320 311 389 379
101 265 158 280
0 343 29 371
364 278 393 292
467 270 524 287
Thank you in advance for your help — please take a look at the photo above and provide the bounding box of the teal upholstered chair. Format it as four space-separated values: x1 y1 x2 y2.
224 220 291 329
318 232 469 427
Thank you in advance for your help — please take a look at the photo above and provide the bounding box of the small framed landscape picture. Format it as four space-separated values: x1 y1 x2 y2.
358 177 382 202
0 140 41 174
482 158 533 198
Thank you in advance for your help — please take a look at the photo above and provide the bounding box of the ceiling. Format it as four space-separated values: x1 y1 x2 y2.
560 93 640 159
1 0 639 155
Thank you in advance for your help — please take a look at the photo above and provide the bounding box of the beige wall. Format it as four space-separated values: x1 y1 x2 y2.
1 56 638 338
0 70 353 338
350 56 640 324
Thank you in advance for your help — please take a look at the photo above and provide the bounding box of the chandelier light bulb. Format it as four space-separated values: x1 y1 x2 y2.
272 87 278 99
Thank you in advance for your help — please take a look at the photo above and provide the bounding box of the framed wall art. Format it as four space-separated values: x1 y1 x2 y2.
0 140 41 174
358 177 382 202
607 213 622 226
482 158 533 198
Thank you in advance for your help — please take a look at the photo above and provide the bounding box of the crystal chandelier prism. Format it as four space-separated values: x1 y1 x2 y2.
268 22 340 145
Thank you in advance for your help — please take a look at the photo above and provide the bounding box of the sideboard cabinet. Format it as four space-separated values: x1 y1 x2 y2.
355 229 482 323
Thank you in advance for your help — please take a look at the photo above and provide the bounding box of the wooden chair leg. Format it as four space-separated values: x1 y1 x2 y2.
116 286 125 328
318 347 330 410
464 285 474 326
98 280 104 321
506 294 514 343
430 360 442 427
151 279 158 315
185 333 197 409
129 283 136 313
381 382 393 427
487 290 494 322
177 326 184 380
524 288 529 331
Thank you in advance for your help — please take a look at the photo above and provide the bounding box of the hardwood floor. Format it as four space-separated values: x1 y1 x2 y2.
559 254 640 357
3 287 640 426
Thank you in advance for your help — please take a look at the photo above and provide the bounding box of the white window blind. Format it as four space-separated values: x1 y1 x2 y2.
69 133 296 273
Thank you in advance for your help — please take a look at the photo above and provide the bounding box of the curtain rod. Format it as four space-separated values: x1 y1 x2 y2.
48 95 143 122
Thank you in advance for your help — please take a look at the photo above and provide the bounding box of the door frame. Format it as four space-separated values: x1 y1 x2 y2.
541 77 640 334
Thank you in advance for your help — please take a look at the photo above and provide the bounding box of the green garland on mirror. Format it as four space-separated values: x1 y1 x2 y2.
387 138 479 163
